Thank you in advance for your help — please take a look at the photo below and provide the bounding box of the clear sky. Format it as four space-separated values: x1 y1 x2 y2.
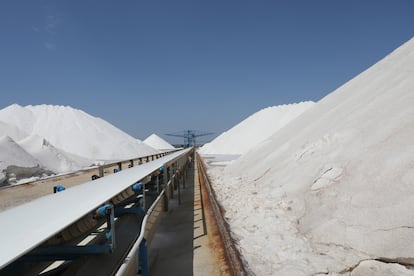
0 1 413 144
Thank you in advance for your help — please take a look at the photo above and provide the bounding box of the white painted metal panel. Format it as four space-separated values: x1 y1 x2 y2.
0 148 191 269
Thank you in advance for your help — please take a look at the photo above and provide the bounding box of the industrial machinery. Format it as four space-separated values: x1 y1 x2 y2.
166 130 214 148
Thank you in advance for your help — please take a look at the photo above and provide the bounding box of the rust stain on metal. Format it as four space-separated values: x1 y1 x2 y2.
198 165 231 275
196 153 249 276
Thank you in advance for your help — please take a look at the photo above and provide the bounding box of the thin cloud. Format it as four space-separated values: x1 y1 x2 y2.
44 42 56 50
34 13 60 50
44 15 59 34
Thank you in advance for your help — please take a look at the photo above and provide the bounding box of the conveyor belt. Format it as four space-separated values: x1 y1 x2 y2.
0 148 191 270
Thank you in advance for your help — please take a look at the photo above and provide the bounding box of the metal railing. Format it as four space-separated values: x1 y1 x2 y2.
96 149 180 178
115 149 192 276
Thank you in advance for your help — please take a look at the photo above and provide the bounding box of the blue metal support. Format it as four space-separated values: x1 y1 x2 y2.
167 166 171 181
145 191 158 196
159 166 165 185
113 186 145 217
139 239 149 276
156 174 160 194
23 204 116 264
115 207 145 217
96 204 115 252
133 182 143 192
23 244 113 262
53 185 65 193
142 182 146 212
114 195 143 209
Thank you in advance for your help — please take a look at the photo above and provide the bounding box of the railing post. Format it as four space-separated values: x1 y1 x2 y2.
177 173 181 204
170 171 174 199
182 168 185 189
99 166 104 177
163 166 169 212
167 166 174 199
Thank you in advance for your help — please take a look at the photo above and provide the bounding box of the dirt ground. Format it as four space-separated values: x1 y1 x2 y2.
0 157 159 212
0 169 101 212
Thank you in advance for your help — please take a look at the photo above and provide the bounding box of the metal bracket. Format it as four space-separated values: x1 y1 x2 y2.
23 204 116 263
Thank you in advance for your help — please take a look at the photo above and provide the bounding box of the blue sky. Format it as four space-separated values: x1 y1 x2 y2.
0 1 413 144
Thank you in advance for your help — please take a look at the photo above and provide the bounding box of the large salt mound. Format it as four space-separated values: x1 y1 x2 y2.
0 104 159 160
18 135 90 173
0 121 29 141
0 136 44 185
143 133 175 151
199 101 314 155
210 37 414 275
0 136 40 170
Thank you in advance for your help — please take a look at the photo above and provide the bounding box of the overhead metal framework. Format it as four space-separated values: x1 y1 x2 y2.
166 130 214 148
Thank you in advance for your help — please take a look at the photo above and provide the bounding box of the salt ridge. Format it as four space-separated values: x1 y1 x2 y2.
199 101 315 155
209 37 414 274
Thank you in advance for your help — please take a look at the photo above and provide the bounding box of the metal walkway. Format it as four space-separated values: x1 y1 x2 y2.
148 156 227 276
148 161 195 275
